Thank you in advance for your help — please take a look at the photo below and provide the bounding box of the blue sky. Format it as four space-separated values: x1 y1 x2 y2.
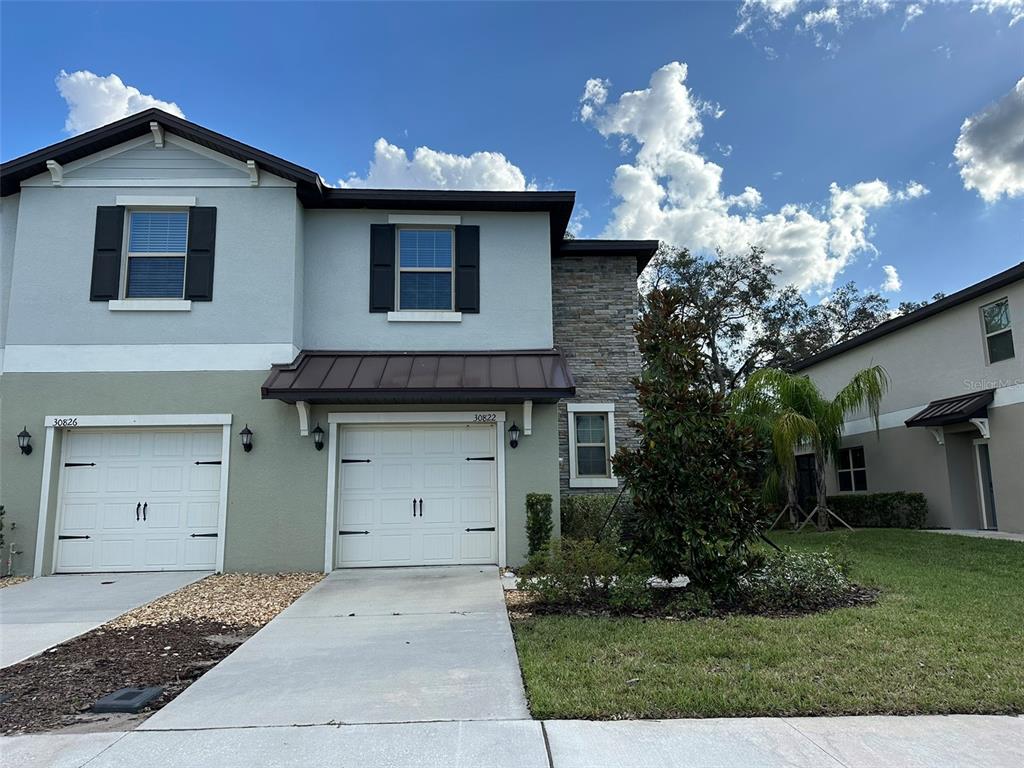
2 1 1021 303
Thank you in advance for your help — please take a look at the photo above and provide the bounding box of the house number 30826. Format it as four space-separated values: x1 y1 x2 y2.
473 413 497 423
52 418 79 427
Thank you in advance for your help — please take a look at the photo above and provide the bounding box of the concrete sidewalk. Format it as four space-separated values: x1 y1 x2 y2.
139 565 530 729
3 715 1021 768
0 571 208 668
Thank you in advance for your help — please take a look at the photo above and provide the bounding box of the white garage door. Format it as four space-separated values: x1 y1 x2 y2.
337 425 498 567
55 429 223 573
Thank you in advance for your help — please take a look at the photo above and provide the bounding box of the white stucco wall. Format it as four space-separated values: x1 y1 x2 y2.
301 210 554 351
0 192 19 359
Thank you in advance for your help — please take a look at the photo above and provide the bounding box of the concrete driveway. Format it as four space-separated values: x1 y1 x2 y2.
141 565 530 730
0 571 208 668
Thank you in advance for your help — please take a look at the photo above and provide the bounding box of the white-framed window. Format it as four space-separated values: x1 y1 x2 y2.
981 298 1014 364
396 227 454 311
123 209 188 299
837 446 867 492
567 403 617 489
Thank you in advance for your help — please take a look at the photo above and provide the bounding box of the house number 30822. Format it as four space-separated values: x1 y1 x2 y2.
52 418 79 427
473 413 497 423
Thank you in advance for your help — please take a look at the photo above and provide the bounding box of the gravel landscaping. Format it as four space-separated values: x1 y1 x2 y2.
0 576 29 589
0 572 322 735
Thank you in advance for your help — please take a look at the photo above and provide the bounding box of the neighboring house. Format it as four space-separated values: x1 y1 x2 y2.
793 263 1024 534
0 109 656 577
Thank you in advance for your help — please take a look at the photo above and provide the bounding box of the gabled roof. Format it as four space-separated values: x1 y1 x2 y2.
557 239 660 275
0 109 580 248
792 261 1024 372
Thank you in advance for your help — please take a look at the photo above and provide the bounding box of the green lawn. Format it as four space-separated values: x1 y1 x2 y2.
511 529 1024 719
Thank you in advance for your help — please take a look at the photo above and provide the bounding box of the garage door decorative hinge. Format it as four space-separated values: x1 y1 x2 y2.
58 534 91 540
464 526 496 532
465 456 495 462
64 462 96 467
341 459 372 464
194 460 222 465
338 530 370 535
189 533 218 538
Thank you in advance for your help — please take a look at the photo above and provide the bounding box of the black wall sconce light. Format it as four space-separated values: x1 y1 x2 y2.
17 427 32 455
508 422 520 449
239 424 254 453
311 423 325 451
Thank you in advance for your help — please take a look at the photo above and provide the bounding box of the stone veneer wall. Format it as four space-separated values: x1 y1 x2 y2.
551 254 641 495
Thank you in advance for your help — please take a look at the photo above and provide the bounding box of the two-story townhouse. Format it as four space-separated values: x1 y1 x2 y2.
0 109 655 577
793 263 1024 534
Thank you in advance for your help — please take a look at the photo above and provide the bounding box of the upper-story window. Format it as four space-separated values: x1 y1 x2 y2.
397 228 454 310
981 298 1014 364
124 210 188 299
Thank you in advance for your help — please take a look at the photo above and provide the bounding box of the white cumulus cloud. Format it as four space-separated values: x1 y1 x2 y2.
881 264 902 292
56 70 184 135
579 62 925 291
338 138 535 191
954 77 1024 203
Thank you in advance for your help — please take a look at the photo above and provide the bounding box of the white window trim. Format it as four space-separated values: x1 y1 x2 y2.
386 310 461 323
567 402 618 489
109 299 192 312
116 195 196 207
121 208 189 301
33 413 233 577
980 297 1014 365
388 214 461 225
395 226 455 312
836 446 867 493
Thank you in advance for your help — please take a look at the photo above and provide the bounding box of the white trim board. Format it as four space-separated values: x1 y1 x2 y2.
388 214 461 225
33 414 233 577
115 195 197 207
322 411 508 572
3 344 298 373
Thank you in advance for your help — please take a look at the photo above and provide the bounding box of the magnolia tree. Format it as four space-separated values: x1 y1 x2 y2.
613 288 768 599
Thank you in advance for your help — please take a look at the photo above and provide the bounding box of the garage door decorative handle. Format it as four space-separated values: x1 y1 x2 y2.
64 462 96 467
339 530 370 535
136 502 141 521
465 526 495 532
341 459 372 464
58 535 91 540
194 460 222 465
190 533 218 538
465 457 494 462
418 498 423 517
142 503 147 522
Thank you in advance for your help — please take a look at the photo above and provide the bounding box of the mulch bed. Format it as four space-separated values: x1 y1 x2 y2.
0 620 257 735
506 585 879 621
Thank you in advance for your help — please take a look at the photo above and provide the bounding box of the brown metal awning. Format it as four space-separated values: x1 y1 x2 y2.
261 350 576 404
904 389 995 428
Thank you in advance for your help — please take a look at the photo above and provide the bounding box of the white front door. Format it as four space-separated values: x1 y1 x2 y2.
336 425 498 567
55 429 222 572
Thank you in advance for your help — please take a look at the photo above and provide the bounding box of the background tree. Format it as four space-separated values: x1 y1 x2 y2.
734 366 889 531
613 287 767 597
897 292 946 315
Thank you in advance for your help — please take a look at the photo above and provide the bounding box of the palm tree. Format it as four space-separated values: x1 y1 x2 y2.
733 365 889 531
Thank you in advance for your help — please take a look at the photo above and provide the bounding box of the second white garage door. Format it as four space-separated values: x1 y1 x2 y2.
336 424 498 567
55 429 223 573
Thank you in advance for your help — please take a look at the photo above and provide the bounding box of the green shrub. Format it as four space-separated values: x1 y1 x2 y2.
525 493 554 557
561 494 623 542
738 548 853 612
826 492 927 528
518 538 621 605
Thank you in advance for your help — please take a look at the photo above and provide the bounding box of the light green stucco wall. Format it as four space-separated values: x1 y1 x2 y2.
0 372 559 575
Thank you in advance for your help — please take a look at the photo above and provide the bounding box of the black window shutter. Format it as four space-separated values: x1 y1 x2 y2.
184 207 217 301
369 224 396 312
89 206 125 301
454 225 480 313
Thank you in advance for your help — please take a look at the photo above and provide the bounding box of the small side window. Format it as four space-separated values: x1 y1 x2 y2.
568 404 618 489
837 446 867 492
981 298 1014 364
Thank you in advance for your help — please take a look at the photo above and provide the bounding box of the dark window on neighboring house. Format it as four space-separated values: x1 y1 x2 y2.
837 446 867 492
981 298 1015 364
